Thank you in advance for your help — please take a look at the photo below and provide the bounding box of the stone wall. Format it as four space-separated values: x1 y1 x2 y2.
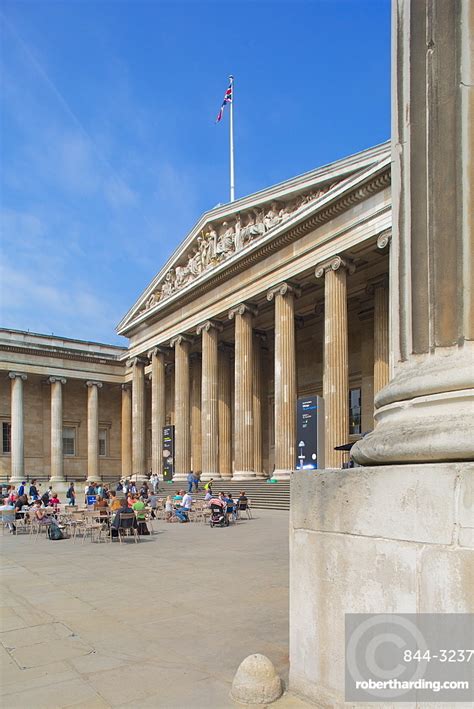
289 466 474 707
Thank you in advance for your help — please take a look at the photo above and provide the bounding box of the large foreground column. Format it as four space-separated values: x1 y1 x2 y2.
150 348 166 475
372 275 390 395
354 0 474 464
8 372 27 484
198 321 222 480
171 335 192 481
121 383 132 478
129 357 147 481
315 257 354 468
229 303 256 479
218 345 232 478
252 332 265 477
48 376 66 483
267 283 299 479
86 381 102 482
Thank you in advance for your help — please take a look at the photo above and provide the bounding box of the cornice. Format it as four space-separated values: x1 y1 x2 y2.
0 343 125 367
119 166 390 337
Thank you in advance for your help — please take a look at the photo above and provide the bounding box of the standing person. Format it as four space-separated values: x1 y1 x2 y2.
148 490 159 518
129 481 137 495
97 482 104 497
17 481 26 497
165 495 173 522
116 480 123 493
29 479 39 500
87 482 96 496
193 473 200 493
150 473 158 494
66 482 76 506
187 472 194 493
41 488 50 506
84 482 89 505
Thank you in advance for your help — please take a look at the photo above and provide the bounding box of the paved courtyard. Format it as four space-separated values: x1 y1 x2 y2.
0 509 309 709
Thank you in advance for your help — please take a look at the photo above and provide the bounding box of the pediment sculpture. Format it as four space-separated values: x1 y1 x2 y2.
139 183 337 314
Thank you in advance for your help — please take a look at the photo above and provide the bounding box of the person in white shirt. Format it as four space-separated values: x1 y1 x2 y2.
0 498 16 532
181 492 192 510
175 492 192 522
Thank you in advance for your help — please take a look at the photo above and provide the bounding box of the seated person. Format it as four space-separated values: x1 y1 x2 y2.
173 490 184 501
111 499 137 536
132 497 149 535
0 497 16 533
32 500 53 524
109 491 122 511
94 495 109 520
174 491 192 522
49 492 61 508
225 493 236 520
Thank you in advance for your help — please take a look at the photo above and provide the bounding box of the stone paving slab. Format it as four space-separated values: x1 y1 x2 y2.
0 510 314 708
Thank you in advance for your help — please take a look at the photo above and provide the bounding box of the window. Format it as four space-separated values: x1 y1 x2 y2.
2 422 11 454
63 427 76 456
349 388 362 435
99 428 107 457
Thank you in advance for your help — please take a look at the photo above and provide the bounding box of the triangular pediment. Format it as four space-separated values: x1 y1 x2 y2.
117 142 390 335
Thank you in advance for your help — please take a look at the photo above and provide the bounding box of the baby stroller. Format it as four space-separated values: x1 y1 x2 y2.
209 498 229 528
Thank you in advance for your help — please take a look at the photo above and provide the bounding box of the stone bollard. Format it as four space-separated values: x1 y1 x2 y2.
230 653 283 704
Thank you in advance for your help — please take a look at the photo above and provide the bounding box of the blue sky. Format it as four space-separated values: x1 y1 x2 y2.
0 0 390 345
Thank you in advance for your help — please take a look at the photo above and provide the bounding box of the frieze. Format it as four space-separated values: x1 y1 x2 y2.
138 184 338 314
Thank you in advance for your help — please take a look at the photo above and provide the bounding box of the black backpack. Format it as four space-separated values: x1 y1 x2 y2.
47 523 64 540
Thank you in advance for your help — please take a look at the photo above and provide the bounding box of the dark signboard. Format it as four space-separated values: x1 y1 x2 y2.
162 425 175 481
295 396 325 470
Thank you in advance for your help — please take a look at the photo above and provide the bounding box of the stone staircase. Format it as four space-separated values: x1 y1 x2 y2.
161 480 290 511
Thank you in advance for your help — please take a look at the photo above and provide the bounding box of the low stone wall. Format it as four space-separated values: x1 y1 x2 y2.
289 464 474 707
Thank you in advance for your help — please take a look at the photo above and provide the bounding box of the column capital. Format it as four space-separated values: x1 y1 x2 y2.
377 229 392 250
47 376 67 385
366 273 389 296
126 356 148 369
315 255 355 279
266 281 301 301
8 372 27 381
147 345 169 359
85 380 103 388
228 302 258 320
196 319 223 336
170 334 193 348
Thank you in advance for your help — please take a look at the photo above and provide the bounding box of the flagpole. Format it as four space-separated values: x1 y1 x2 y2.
229 75 235 202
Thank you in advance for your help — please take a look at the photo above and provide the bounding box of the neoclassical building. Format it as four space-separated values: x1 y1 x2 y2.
1 141 391 486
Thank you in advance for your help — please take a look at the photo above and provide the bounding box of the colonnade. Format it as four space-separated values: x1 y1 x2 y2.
7 260 389 483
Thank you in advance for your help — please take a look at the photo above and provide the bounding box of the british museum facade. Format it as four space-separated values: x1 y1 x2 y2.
0 141 391 485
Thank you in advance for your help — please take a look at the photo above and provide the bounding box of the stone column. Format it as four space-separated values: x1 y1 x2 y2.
128 357 147 481
369 275 390 395
121 383 132 478
267 283 300 479
198 321 222 480
354 0 474 464
48 376 66 483
170 335 192 480
149 347 166 475
8 372 27 484
86 381 102 482
218 345 232 478
229 303 257 479
315 257 355 468
252 333 265 477
190 354 202 474
358 305 375 431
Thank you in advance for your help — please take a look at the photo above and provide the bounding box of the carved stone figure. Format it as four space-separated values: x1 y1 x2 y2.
216 220 235 257
263 202 281 231
160 269 174 299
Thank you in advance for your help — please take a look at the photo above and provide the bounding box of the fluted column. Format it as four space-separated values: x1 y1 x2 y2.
229 303 256 479
354 0 474 464
48 376 66 483
171 335 192 480
8 372 27 483
252 332 266 477
121 383 132 478
267 283 299 479
316 256 354 468
190 354 202 474
372 276 390 395
149 347 166 475
86 381 102 482
198 321 222 480
218 345 232 478
128 357 147 481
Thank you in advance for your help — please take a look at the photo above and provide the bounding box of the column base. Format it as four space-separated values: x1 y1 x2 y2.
200 472 222 481
272 469 292 481
8 475 24 485
232 470 257 480
172 473 189 482
131 474 149 483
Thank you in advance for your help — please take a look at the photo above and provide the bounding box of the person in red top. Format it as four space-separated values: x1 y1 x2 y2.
49 493 60 508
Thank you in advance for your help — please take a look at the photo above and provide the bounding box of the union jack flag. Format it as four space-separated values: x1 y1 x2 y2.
216 76 233 123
